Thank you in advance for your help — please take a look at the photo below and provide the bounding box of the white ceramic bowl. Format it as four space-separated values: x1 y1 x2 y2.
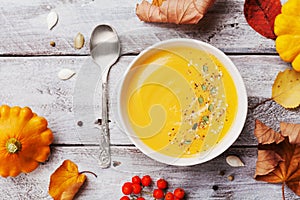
117 39 247 166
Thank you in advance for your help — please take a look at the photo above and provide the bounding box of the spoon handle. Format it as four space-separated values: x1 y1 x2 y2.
99 82 111 168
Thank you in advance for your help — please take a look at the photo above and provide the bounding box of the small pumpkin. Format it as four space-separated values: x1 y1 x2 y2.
274 0 300 72
0 105 53 177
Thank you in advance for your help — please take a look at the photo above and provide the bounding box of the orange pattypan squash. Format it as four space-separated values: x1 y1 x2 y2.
0 105 53 177
274 0 300 72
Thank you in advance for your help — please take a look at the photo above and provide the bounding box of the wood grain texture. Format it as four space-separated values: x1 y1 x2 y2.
0 0 276 55
0 56 298 147
1 0 299 199
0 146 299 199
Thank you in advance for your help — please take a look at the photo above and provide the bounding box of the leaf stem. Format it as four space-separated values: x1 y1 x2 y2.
249 98 273 110
79 171 97 178
282 183 285 200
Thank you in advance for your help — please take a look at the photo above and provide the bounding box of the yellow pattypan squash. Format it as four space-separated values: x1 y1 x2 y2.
274 0 300 72
0 105 53 177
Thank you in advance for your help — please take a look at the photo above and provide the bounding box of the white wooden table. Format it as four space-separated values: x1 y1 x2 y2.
0 0 299 199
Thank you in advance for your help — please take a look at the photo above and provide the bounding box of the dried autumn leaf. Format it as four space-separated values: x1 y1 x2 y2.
244 0 281 39
254 120 285 144
255 149 284 177
49 160 86 200
136 0 215 24
280 122 300 144
254 120 300 198
152 0 165 6
272 69 300 108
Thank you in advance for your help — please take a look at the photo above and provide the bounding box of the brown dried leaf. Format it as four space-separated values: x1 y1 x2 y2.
281 122 300 144
152 0 165 6
49 160 86 200
254 120 284 144
254 121 300 197
136 0 215 24
254 149 283 178
272 69 300 108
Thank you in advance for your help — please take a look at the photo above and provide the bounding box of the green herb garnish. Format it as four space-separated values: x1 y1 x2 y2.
202 116 209 123
192 123 198 130
208 104 214 112
198 96 204 104
203 65 208 73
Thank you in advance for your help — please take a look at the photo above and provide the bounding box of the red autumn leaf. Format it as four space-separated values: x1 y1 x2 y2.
254 120 300 198
244 0 282 39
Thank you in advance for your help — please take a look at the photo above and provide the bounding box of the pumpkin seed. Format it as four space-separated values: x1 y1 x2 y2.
202 115 209 122
47 11 58 30
74 33 85 49
226 155 245 167
203 65 208 73
184 140 192 144
198 96 204 104
192 123 198 130
208 104 214 111
210 87 217 94
58 68 76 80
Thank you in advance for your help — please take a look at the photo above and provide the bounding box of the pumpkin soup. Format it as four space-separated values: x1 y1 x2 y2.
125 46 238 158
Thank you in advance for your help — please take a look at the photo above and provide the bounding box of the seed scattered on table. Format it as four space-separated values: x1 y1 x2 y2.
74 32 85 49
77 121 83 127
226 155 245 167
113 161 121 167
219 170 225 176
227 175 234 181
212 185 219 191
58 68 76 80
50 41 56 47
47 11 58 30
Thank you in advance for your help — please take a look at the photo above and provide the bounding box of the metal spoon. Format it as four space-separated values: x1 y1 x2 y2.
90 24 121 168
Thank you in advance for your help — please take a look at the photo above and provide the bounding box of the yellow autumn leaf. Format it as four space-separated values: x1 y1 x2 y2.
49 160 86 200
272 69 300 108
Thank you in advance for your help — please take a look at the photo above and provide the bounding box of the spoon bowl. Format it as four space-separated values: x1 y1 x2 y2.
90 25 120 69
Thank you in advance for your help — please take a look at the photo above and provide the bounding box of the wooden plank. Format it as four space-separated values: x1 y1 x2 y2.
0 146 299 199
0 0 276 55
0 56 298 146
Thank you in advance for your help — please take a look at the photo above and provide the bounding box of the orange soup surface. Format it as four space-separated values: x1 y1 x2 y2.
125 46 238 158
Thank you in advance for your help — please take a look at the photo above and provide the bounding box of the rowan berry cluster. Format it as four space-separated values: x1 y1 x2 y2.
120 175 185 200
